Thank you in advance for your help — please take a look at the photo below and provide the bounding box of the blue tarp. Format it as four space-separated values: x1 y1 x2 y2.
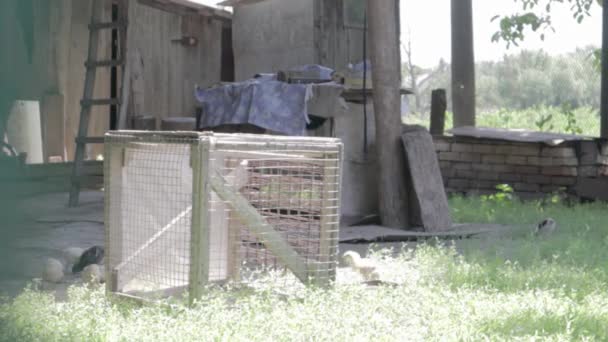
195 77 312 136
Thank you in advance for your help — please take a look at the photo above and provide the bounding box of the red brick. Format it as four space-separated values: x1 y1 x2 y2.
438 152 460 161
541 147 576 158
499 173 522 182
523 175 552 185
448 179 469 189
602 143 608 156
514 183 540 192
527 156 553 166
470 180 498 189
453 162 472 170
492 164 516 173
456 170 476 178
482 155 505 164
505 155 527 165
434 141 451 152
472 164 493 172
452 143 473 152
579 166 598 178
551 157 578 166
438 161 452 169
478 172 499 180
515 166 541 174
542 166 578 177
496 145 540 156
551 177 576 186
471 144 498 154
598 155 608 166
457 153 481 163
541 185 564 193
579 141 599 165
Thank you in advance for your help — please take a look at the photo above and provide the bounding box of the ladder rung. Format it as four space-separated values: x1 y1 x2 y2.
81 99 121 106
85 59 124 68
75 137 105 145
89 21 127 30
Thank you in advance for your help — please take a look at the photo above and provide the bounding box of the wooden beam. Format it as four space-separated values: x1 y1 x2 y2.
210 170 310 284
602 0 608 138
366 0 410 229
137 0 232 21
430 89 447 135
451 0 476 128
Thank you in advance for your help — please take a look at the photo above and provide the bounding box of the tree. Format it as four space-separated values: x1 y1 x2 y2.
491 0 607 138
491 0 598 47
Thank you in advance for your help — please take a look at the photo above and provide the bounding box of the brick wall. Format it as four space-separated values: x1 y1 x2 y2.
433 136 608 198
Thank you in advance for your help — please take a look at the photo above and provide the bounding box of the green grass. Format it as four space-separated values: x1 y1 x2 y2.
405 105 600 137
2 197 608 341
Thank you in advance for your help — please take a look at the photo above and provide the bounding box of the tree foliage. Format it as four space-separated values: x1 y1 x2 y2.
492 0 599 47
404 46 600 114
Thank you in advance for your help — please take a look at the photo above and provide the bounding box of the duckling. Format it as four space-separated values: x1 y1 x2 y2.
42 258 64 283
534 218 557 237
342 251 379 281
82 264 105 285
72 246 104 273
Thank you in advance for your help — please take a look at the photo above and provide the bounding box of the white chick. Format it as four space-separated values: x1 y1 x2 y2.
343 251 378 281
62 247 84 269
82 264 105 285
42 258 64 283
534 218 557 237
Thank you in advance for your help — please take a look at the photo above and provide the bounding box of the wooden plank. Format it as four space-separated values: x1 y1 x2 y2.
210 170 310 284
40 94 66 162
189 139 211 303
316 146 341 286
401 128 453 232
106 146 124 293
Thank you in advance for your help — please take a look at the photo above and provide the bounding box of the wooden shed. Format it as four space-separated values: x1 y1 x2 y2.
226 0 368 80
0 0 233 162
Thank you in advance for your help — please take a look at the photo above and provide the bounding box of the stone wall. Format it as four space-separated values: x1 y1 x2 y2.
433 135 608 198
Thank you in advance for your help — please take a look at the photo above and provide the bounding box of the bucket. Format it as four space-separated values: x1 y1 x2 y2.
6 100 43 164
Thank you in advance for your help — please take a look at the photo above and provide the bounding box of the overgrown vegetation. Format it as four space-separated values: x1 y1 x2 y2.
403 47 601 136
405 105 598 136
2 194 608 341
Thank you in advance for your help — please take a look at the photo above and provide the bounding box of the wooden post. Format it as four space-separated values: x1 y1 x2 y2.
366 0 409 229
451 0 476 128
601 0 608 138
430 89 447 135
189 139 212 304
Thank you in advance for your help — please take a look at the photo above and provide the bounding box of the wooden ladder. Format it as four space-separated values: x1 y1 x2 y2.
68 0 130 207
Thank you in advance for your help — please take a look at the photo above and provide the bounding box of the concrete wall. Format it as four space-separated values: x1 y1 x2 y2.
232 0 316 80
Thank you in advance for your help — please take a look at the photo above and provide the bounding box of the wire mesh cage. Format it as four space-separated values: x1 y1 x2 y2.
104 131 343 301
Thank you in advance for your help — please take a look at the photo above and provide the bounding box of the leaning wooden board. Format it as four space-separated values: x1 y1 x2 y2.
401 128 453 232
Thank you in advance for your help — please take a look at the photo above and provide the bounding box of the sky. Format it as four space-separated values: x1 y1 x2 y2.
401 0 603 68
188 0 602 68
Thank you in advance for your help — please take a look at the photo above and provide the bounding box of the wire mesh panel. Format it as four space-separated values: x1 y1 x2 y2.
105 131 343 302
